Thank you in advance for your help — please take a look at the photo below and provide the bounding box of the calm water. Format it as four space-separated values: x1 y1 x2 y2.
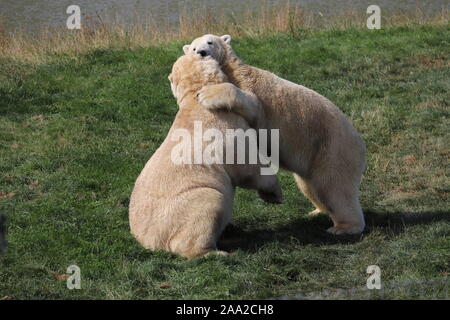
0 0 448 32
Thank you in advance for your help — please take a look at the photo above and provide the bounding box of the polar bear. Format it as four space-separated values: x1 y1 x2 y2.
183 34 367 235
129 54 282 258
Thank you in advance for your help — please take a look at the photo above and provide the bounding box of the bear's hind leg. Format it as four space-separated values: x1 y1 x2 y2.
293 174 328 215
326 194 365 235
297 172 365 235
168 188 233 258
319 180 365 235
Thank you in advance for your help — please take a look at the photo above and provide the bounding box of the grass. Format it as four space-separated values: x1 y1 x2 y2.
0 23 449 299
1 3 448 62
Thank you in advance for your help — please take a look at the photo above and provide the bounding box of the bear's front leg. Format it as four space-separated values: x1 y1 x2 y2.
257 174 283 204
198 83 261 127
198 83 236 111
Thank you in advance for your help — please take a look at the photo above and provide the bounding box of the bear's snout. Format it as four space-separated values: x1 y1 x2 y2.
198 50 209 57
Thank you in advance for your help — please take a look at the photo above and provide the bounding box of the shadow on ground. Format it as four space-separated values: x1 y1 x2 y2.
218 210 450 253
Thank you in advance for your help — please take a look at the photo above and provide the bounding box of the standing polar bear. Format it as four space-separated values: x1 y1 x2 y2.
129 54 282 258
183 34 367 235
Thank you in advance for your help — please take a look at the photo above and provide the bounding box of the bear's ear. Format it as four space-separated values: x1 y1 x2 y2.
182 45 190 54
168 74 173 82
221 34 231 44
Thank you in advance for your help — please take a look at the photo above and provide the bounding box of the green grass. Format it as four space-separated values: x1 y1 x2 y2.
0 25 449 299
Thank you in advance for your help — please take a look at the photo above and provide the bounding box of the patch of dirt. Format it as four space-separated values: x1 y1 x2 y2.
408 54 449 69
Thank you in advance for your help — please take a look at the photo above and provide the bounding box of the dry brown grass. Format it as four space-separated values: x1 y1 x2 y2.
0 3 448 62
408 53 450 69
376 132 449 211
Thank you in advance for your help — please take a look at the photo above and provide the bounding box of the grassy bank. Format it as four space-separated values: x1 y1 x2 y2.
0 23 449 299
1 4 448 62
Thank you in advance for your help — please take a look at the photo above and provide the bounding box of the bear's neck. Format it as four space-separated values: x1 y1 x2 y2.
177 87 199 107
221 49 257 91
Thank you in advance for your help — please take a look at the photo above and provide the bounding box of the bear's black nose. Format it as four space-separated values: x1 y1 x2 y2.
198 50 208 57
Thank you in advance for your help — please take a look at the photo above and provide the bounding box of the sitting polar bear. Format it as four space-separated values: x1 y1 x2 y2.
129 54 282 258
183 34 367 235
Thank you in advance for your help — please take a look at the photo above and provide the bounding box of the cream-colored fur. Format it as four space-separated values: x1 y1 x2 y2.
129 54 282 258
184 34 367 235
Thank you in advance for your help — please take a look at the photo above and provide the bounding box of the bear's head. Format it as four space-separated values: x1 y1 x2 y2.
168 54 228 104
183 34 232 65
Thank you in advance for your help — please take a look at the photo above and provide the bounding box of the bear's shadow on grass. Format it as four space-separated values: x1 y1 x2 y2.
217 210 450 253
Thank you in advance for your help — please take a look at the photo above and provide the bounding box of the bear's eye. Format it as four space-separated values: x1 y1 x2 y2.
193 48 196 51
207 41 212 45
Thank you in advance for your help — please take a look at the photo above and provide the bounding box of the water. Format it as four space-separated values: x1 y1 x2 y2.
0 0 448 32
